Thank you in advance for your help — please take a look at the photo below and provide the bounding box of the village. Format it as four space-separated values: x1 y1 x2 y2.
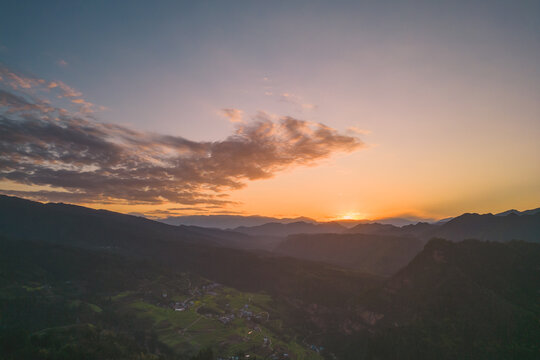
146 280 307 360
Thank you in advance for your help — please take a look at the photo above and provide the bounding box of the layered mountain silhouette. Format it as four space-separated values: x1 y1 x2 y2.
1 195 539 278
159 214 317 228
233 221 346 237
159 214 436 228
273 210 540 275
346 212 540 242
1 195 540 358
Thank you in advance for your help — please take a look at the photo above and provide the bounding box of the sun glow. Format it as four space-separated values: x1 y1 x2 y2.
337 212 367 221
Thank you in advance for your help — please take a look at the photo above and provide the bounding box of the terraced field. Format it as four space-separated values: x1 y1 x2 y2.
112 281 322 359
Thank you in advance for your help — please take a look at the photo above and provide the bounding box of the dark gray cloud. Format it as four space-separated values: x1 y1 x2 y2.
0 79 363 206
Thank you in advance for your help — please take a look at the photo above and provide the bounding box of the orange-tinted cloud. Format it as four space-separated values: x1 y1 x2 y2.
0 65 44 89
58 82 82 98
279 92 317 111
222 108 244 123
0 64 96 114
347 126 372 135
71 98 97 113
0 83 364 207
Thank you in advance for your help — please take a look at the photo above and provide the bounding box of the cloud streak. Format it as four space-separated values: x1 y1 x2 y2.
0 68 364 207
279 92 317 111
0 65 99 113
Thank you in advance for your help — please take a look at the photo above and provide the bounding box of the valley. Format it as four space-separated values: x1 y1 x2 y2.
1 195 539 359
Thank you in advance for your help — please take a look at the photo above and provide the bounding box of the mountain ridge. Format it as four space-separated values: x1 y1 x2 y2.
233 221 346 237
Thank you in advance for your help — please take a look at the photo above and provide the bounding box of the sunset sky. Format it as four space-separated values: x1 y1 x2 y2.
1 0 539 221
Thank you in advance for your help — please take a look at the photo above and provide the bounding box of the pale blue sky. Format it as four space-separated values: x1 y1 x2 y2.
1 0 539 218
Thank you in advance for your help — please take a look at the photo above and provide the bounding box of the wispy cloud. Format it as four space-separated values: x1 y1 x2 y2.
278 92 317 111
56 59 68 67
0 66 45 90
261 78 316 112
222 108 244 123
347 126 372 136
168 207 210 211
0 65 99 114
0 66 364 207
47 80 82 98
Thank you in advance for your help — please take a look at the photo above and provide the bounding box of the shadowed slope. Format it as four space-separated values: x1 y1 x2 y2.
276 233 425 276
0 195 276 250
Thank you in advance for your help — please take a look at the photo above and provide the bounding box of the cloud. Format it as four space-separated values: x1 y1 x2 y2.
54 80 83 98
222 108 244 123
0 65 44 90
279 92 317 111
168 207 210 211
0 64 97 114
56 59 68 67
71 98 98 114
0 69 364 208
347 126 372 135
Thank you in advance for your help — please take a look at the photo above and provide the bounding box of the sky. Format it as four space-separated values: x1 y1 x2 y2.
1 0 539 221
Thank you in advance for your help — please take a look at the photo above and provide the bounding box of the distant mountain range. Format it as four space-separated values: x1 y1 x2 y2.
431 207 540 224
158 214 317 228
275 210 540 275
348 211 540 242
232 207 540 242
157 208 540 230
1 195 539 278
359 215 438 227
495 207 540 216
233 221 346 237
157 214 440 228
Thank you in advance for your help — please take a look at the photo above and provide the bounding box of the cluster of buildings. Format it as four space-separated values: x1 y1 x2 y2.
218 303 267 324
172 299 194 312
161 284 301 359
201 282 221 295
309 344 324 353
239 304 254 320
158 282 224 312
218 313 236 324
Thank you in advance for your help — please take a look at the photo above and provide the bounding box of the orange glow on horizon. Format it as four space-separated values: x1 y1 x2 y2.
333 212 368 221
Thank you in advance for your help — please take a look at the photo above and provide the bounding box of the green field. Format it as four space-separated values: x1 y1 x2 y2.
112 281 322 359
